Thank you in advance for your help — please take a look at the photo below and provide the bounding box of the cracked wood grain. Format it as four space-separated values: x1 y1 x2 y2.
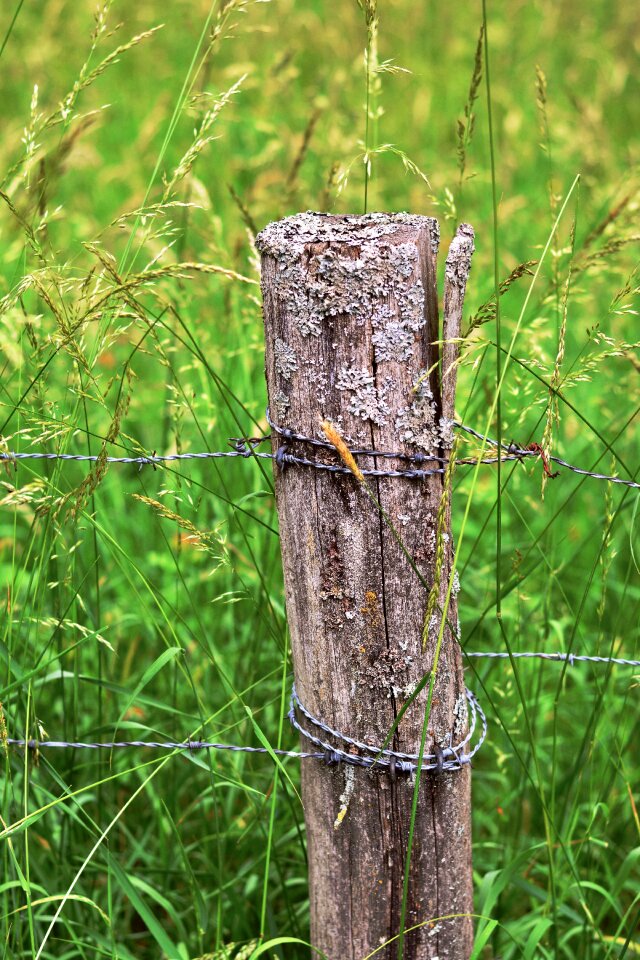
258 213 475 960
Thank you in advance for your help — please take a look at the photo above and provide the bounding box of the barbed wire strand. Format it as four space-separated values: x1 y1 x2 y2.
464 650 640 667
4 652 638 769
454 422 640 489
1 413 638 488
2 414 638 770
287 684 485 773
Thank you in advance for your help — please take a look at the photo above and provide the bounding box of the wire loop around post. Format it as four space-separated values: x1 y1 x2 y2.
4 650 639 767
288 684 487 775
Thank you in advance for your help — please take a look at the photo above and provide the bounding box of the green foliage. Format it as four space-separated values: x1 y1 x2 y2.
0 0 638 957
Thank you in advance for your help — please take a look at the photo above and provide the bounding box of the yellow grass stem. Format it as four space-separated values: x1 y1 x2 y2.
320 419 364 482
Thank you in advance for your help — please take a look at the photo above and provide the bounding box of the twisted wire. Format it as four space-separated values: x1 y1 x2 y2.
288 684 485 774
5 651 637 767
1 412 637 487
0 447 270 468
455 422 640 490
465 650 640 668
3 738 321 758
2 415 638 770
4 686 486 775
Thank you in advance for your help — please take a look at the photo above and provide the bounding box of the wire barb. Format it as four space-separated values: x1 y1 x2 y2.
287 684 485 774
4 651 638 766
1 412 638 488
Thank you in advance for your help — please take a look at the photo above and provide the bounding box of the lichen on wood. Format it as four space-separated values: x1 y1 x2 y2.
257 212 442 442
274 337 298 381
259 212 475 960
394 369 440 449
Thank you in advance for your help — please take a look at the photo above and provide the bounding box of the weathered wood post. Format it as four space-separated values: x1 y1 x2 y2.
257 213 475 960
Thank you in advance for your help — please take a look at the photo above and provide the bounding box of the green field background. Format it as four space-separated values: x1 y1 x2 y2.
0 1 638 957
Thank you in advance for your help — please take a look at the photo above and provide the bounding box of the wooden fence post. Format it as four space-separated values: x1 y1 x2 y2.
257 212 475 960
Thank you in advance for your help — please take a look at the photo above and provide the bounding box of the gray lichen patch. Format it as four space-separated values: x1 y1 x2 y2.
388 241 418 277
445 222 475 285
274 390 290 421
394 371 440 450
372 322 414 363
272 258 321 338
301 359 329 406
354 641 416 709
439 416 456 447
256 211 439 258
397 277 426 329
452 692 469 738
256 213 438 363
336 366 390 426
274 337 298 380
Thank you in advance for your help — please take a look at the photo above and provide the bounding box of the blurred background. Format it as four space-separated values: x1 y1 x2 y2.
0 1 638 957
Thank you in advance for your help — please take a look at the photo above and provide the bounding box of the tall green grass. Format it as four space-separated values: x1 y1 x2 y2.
0 1 638 957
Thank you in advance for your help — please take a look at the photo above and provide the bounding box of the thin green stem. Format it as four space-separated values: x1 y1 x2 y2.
364 59 370 214
481 0 503 620
259 631 290 937
0 0 24 60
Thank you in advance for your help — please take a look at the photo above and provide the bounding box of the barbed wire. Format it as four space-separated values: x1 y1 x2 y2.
4 652 638 772
455 423 640 489
288 684 485 774
3 738 321 759
464 650 640 668
2 412 638 773
1 413 638 488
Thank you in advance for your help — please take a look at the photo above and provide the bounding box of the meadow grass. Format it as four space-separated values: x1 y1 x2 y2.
0 0 638 957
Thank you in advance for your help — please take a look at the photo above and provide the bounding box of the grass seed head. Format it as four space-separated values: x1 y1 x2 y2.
320 419 364 482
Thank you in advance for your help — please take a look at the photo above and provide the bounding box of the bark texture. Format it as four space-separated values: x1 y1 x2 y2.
257 212 474 960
